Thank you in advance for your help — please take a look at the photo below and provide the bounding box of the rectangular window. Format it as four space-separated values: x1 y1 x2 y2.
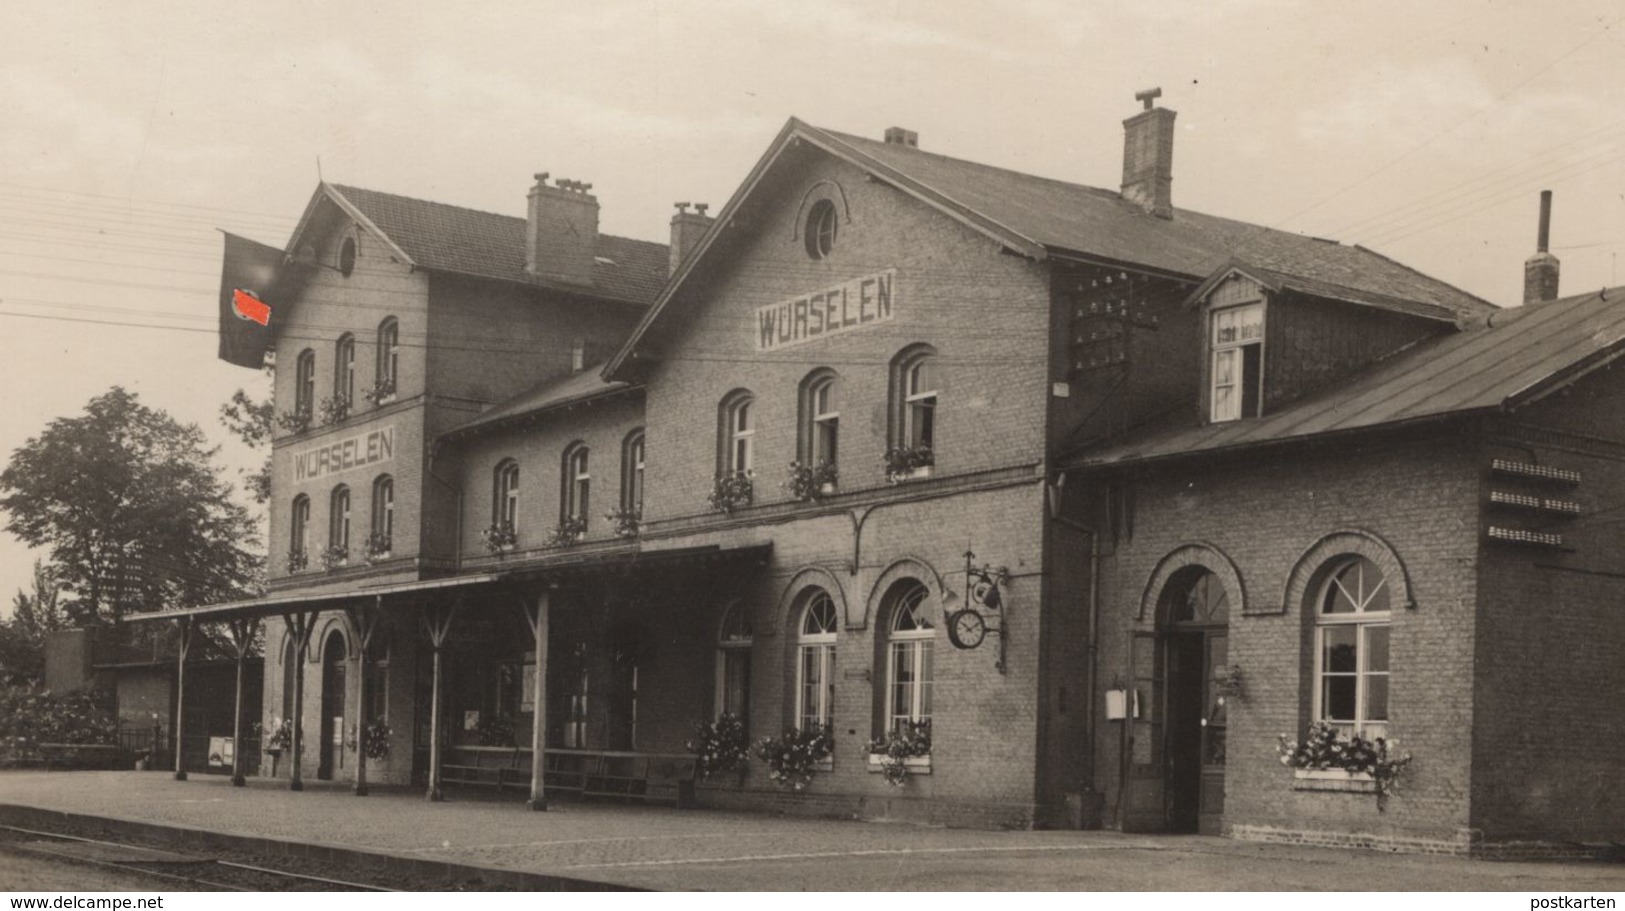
797 644 835 731
1210 303 1263 422
887 639 933 734
719 648 751 719
1316 622 1390 739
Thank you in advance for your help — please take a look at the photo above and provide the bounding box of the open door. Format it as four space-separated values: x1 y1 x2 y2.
318 633 346 781
1120 629 1166 832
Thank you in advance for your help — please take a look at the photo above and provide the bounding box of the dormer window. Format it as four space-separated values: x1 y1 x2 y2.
1210 303 1263 422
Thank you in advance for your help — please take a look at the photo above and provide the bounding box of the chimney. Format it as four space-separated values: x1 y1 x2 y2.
883 126 919 148
669 202 715 276
1523 190 1560 306
1121 87 1176 219
526 172 599 286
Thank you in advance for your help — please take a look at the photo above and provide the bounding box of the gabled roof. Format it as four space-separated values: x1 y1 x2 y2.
605 117 1492 377
1185 262 1467 323
287 183 669 306
1067 287 1625 470
441 366 639 440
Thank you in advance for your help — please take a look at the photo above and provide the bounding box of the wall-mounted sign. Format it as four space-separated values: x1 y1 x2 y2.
292 425 395 482
755 269 896 352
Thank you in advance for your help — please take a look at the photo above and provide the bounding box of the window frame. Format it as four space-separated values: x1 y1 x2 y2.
621 429 646 515
795 590 838 733
329 484 351 553
493 459 520 532
719 391 755 477
715 601 753 723
799 370 840 467
290 494 311 558
1312 556 1391 740
295 349 316 416
335 334 356 403
563 443 590 524
883 581 935 736
1209 302 1264 423
890 346 938 453
376 317 400 393
804 199 838 260
371 474 394 544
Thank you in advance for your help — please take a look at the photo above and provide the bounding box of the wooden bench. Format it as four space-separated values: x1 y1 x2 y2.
550 749 696 808
441 745 528 791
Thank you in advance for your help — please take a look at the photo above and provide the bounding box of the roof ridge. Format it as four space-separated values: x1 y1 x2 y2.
1352 243 1498 311
331 182 666 249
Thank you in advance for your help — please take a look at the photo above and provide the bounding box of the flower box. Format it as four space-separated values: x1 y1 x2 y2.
866 753 931 775
1293 769 1377 793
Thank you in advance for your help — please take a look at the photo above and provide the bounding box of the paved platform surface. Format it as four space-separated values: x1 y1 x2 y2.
1 771 1621 891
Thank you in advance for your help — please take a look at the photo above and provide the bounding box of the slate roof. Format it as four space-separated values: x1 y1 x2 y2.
1068 287 1625 470
443 366 638 438
817 127 1494 318
327 184 668 305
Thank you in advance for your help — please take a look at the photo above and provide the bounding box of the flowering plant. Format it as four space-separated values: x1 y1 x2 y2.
754 725 833 792
544 515 588 547
258 717 293 753
362 378 396 406
276 406 312 435
783 460 838 502
708 471 754 514
320 543 349 571
686 713 750 781
345 718 391 761
318 393 350 425
363 533 392 563
866 719 931 787
285 549 309 574
883 445 934 483
475 714 515 747
1277 721 1413 800
604 506 641 539
481 522 517 553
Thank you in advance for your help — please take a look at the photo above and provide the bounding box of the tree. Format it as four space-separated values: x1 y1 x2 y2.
0 387 261 625
0 561 65 683
219 387 273 505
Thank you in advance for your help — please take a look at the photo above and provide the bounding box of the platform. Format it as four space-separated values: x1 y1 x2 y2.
0 772 1620 891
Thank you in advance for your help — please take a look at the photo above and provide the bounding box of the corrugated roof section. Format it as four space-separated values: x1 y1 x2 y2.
818 128 1494 317
329 184 668 305
1070 288 1625 468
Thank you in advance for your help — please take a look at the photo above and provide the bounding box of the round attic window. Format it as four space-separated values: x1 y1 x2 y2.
339 238 357 277
804 199 837 260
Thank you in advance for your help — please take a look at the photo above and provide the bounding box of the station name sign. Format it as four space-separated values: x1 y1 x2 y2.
756 269 895 352
293 425 395 482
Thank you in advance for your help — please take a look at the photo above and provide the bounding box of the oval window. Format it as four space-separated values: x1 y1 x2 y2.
804 199 837 260
339 238 357 277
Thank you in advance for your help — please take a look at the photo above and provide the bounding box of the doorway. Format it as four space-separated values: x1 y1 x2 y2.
1162 568 1228 834
318 632 346 781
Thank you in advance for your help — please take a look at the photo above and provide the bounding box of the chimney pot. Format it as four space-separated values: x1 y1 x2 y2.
669 200 715 276
884 126 919 148
695 203 709 216
1523 190 1560 306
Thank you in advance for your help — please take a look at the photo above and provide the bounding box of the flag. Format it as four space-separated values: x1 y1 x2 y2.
217 231 284 368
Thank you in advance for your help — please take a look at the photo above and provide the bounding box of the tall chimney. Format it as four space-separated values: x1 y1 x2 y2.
526 173 599 286
1121 87 1176 219
1523 190 1560 306
669 202 715 276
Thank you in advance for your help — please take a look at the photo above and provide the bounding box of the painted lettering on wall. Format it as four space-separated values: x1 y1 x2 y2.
292 426 395 482
755 269 896 352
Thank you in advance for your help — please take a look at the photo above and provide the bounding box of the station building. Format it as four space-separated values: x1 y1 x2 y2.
144 93 1623 855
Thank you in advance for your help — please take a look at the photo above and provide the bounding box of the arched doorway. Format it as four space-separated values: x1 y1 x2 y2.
318 632 347 781
1161 566 1229 834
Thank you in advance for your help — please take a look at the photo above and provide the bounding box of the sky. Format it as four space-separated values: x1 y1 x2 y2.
2 0 1623 612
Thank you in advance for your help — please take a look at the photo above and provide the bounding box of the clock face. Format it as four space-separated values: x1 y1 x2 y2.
947 608 986 650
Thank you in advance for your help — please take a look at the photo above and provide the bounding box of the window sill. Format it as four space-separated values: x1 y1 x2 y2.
866 753 931 775
1291 769 1376 793
886 466 933 484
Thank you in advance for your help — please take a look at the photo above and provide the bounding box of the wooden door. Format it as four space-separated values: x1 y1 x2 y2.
318 635 346 780
1120 630 1167 832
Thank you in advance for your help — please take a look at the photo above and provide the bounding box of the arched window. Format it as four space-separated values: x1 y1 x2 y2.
804 199 838 260
890 345 938 457
289 494 310 561
621 429 646 515
1166 568 1230 625
716 602 753 722
796 589 838 731
335 334 356 404
493 460 520 532
376 318 399 394
883 581 934 734
329 485 351 554
719 390 754 477
563 443 590 524
295 349 316 417
1314 556 1391 739
370 475 394 550
799 370 840 468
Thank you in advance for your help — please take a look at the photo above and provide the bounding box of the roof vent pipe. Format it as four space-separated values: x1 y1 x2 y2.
1523 190 1560 306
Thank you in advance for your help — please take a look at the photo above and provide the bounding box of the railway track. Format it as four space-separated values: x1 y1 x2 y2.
0 823 396 891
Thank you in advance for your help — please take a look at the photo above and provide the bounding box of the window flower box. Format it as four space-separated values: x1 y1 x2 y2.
481 522 517 554
709 471 754 514
362 379 396 407
1292 769 1376 794
363 533 392 564
285 550 309 574
783 460 838 502
276 407 312 435
866 753 931 775
884 445 934 484
318 393 350 426
319 544 349 571
605 507 641 539
544 515 588 548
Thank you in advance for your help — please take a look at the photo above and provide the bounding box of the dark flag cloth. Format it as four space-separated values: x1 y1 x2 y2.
217 231 285 368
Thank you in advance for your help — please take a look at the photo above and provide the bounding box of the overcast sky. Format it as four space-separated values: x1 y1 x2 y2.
2 0 1623 612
